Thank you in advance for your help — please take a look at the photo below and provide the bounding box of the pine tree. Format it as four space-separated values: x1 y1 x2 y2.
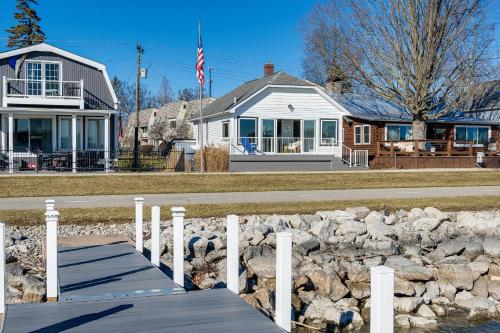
5 0 46 48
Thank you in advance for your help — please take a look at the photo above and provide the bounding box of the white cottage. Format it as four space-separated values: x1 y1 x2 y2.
190 64 351 171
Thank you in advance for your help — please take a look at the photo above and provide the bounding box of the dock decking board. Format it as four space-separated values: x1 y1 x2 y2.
57 242 178 301
3 240 283 332
3 289 284 333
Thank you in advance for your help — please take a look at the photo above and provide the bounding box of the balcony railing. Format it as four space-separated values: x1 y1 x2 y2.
376 139 500 157
2 77 84 108
226 137 338 155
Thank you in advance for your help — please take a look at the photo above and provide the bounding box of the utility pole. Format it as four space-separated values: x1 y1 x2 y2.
133 44 144 171
208 67 213 98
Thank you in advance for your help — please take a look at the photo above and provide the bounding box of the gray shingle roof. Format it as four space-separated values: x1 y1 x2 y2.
157 98 215 122
191 72 316 119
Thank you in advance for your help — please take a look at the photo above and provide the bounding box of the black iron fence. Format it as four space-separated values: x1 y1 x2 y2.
0 148 194 173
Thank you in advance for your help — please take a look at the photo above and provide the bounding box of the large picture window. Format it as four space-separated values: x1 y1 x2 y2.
238 118 257 143
386 124 413 141
59 118 82 150
320 119 338 146
13 118 53 152
455 126 489 144
87 119 105 150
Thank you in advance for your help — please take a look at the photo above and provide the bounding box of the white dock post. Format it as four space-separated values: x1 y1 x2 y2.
45 199 55 212
151 206 160 267
275 231 292 332
171 207 185 288
0 222 5 314
226 214 239 294
46 210 60 302
134 197 144 253
370 266 395 333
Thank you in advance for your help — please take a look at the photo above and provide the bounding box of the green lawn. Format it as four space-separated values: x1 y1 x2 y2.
1 170 500 198
2 195 499 226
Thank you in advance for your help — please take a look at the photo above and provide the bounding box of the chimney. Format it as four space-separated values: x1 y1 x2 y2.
264 62 274 77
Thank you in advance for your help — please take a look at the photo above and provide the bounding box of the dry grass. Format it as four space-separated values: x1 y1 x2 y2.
2 195 499 226
194 145 229 172
1 170 500 198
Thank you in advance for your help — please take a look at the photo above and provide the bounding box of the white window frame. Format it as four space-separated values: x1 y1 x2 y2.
58 116 83 150
385 123 413 141
222 121 229 139
453 125 491 147
354 124 371 145
25 60 63 96
85 117 105 150
238 117 258 144
320 119 338 146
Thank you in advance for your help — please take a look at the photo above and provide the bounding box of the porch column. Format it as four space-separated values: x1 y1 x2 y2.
7 114 13 174
72 115 77 173
104 115 110 172
0 114 5 151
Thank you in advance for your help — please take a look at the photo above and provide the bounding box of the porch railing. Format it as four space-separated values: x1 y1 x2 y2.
4 78 83 100
0 148 194 173
226 137 338 155
341 144 352 166
376 139 500 157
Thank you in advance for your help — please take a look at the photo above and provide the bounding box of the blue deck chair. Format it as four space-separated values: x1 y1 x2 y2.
241 137 256 154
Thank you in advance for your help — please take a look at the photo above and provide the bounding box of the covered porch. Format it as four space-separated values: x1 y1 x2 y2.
227 117 340 155
0 109 113 173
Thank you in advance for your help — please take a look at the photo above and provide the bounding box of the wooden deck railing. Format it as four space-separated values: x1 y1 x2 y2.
376 139 500 157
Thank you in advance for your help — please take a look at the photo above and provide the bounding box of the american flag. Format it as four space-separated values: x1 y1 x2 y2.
196 28 205 86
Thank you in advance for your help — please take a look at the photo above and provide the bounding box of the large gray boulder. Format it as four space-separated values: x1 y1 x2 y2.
394 297 422 313
384 256 433 281
483 238 500 257
346 207 371 221
437 264 474 290
303 297 343 325
336 220 367 236
363 239 397 256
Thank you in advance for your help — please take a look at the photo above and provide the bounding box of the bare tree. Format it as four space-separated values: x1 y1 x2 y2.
157 77 172 106
149 119 192 146
300 0 353 92
342 0 495 139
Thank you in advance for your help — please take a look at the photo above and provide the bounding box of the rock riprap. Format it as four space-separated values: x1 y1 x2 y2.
5 208 500 330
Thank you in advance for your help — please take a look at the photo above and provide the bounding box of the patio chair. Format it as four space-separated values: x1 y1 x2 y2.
241 137 256 154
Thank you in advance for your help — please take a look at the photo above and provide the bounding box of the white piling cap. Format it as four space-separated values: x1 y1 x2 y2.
45 210 60 219
171 207 186 214
276 231 292 238
371 265 394 275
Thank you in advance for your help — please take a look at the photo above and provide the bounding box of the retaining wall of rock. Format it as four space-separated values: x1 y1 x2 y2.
6 207 500 331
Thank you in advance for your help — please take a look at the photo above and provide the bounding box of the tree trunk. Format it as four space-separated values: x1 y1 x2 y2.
412 119 426 140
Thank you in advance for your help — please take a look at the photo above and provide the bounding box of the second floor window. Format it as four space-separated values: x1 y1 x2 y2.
26 61 61 96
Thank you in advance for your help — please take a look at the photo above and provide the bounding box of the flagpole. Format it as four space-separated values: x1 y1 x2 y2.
198 20 204 173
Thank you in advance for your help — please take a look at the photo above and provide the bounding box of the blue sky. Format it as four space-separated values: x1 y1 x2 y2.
1 1 498 99
0 0 314 97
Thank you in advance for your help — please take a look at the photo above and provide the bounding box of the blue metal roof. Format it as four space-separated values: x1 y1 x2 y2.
331 93 499 125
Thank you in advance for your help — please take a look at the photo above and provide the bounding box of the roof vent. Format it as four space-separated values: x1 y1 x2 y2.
233 97 237 104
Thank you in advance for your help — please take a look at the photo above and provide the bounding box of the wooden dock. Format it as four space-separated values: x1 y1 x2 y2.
2 239 284 333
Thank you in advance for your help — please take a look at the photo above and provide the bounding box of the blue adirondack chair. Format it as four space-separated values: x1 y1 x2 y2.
241 137 256 154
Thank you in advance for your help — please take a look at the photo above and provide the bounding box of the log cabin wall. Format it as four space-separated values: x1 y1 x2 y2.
342 118 386 157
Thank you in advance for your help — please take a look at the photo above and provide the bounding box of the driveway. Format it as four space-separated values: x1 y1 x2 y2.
1 186 499 210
